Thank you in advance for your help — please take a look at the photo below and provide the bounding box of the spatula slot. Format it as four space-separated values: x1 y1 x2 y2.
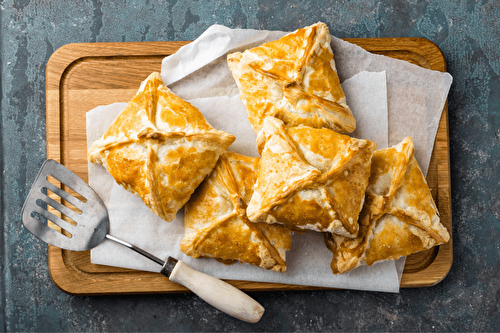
45 187 82 216
31 190 77 237
36 195 78 227
42 180 85 212
47 175 87 203
30 210 47 226
29 208 73 239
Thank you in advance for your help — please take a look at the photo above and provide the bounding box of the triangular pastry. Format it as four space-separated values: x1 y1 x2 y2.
88 72 235 222
325 137 450 274
227 22 355 137
182 151 292 272
246 117 376 237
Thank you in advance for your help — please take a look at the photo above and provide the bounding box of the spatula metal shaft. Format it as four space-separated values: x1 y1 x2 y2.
105 234 165 266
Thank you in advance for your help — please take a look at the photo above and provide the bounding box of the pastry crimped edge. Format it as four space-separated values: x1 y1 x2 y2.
325 137 450 274
182 151 292 272
88 72 235 222
246 116 376 238
227 22 355 137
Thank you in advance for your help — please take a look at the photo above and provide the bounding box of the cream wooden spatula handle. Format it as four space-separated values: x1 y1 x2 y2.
161 258 264 323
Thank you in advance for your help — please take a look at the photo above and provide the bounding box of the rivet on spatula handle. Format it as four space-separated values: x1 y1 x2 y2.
161 257 265 323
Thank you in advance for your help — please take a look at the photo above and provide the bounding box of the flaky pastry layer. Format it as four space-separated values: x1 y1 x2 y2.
325 137 450 274
182 151 292 272
88 72 235 222
228 22 355 138
247 117 376 237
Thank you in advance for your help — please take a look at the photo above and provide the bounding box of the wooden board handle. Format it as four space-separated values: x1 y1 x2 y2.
164 260 264 323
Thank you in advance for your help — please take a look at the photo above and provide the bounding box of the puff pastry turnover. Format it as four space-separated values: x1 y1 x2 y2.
246 117 376 238
182 151 292 272
88 72 235 222
325 137 450 274
227 22 355 137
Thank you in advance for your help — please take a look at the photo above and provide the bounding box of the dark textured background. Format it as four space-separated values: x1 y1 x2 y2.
1 0 499 331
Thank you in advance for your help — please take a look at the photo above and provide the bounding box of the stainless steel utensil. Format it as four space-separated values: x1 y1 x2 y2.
21 159 264 323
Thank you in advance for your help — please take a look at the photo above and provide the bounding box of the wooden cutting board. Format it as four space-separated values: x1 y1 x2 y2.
46 38 452 295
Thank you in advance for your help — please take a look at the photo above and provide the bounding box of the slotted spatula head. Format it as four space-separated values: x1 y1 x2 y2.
21 159 109 251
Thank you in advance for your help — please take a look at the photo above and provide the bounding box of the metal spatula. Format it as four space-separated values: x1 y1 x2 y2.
21 159 264 323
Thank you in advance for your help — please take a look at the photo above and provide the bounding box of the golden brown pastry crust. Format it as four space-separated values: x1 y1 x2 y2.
227 22 355 137
246 117 376 238
182 151 292 272
88 72 235 222
325 137 450 274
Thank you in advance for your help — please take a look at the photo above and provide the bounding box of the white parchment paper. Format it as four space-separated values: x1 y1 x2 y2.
88 24 452 293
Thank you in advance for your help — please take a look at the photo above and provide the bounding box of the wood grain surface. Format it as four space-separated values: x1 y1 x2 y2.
46 38 452 295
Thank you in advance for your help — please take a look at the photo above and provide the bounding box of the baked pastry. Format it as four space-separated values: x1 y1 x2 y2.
227 22 355 138
325 137 450 274
182 151 292 272
88 72 235 222
246 117 376 238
